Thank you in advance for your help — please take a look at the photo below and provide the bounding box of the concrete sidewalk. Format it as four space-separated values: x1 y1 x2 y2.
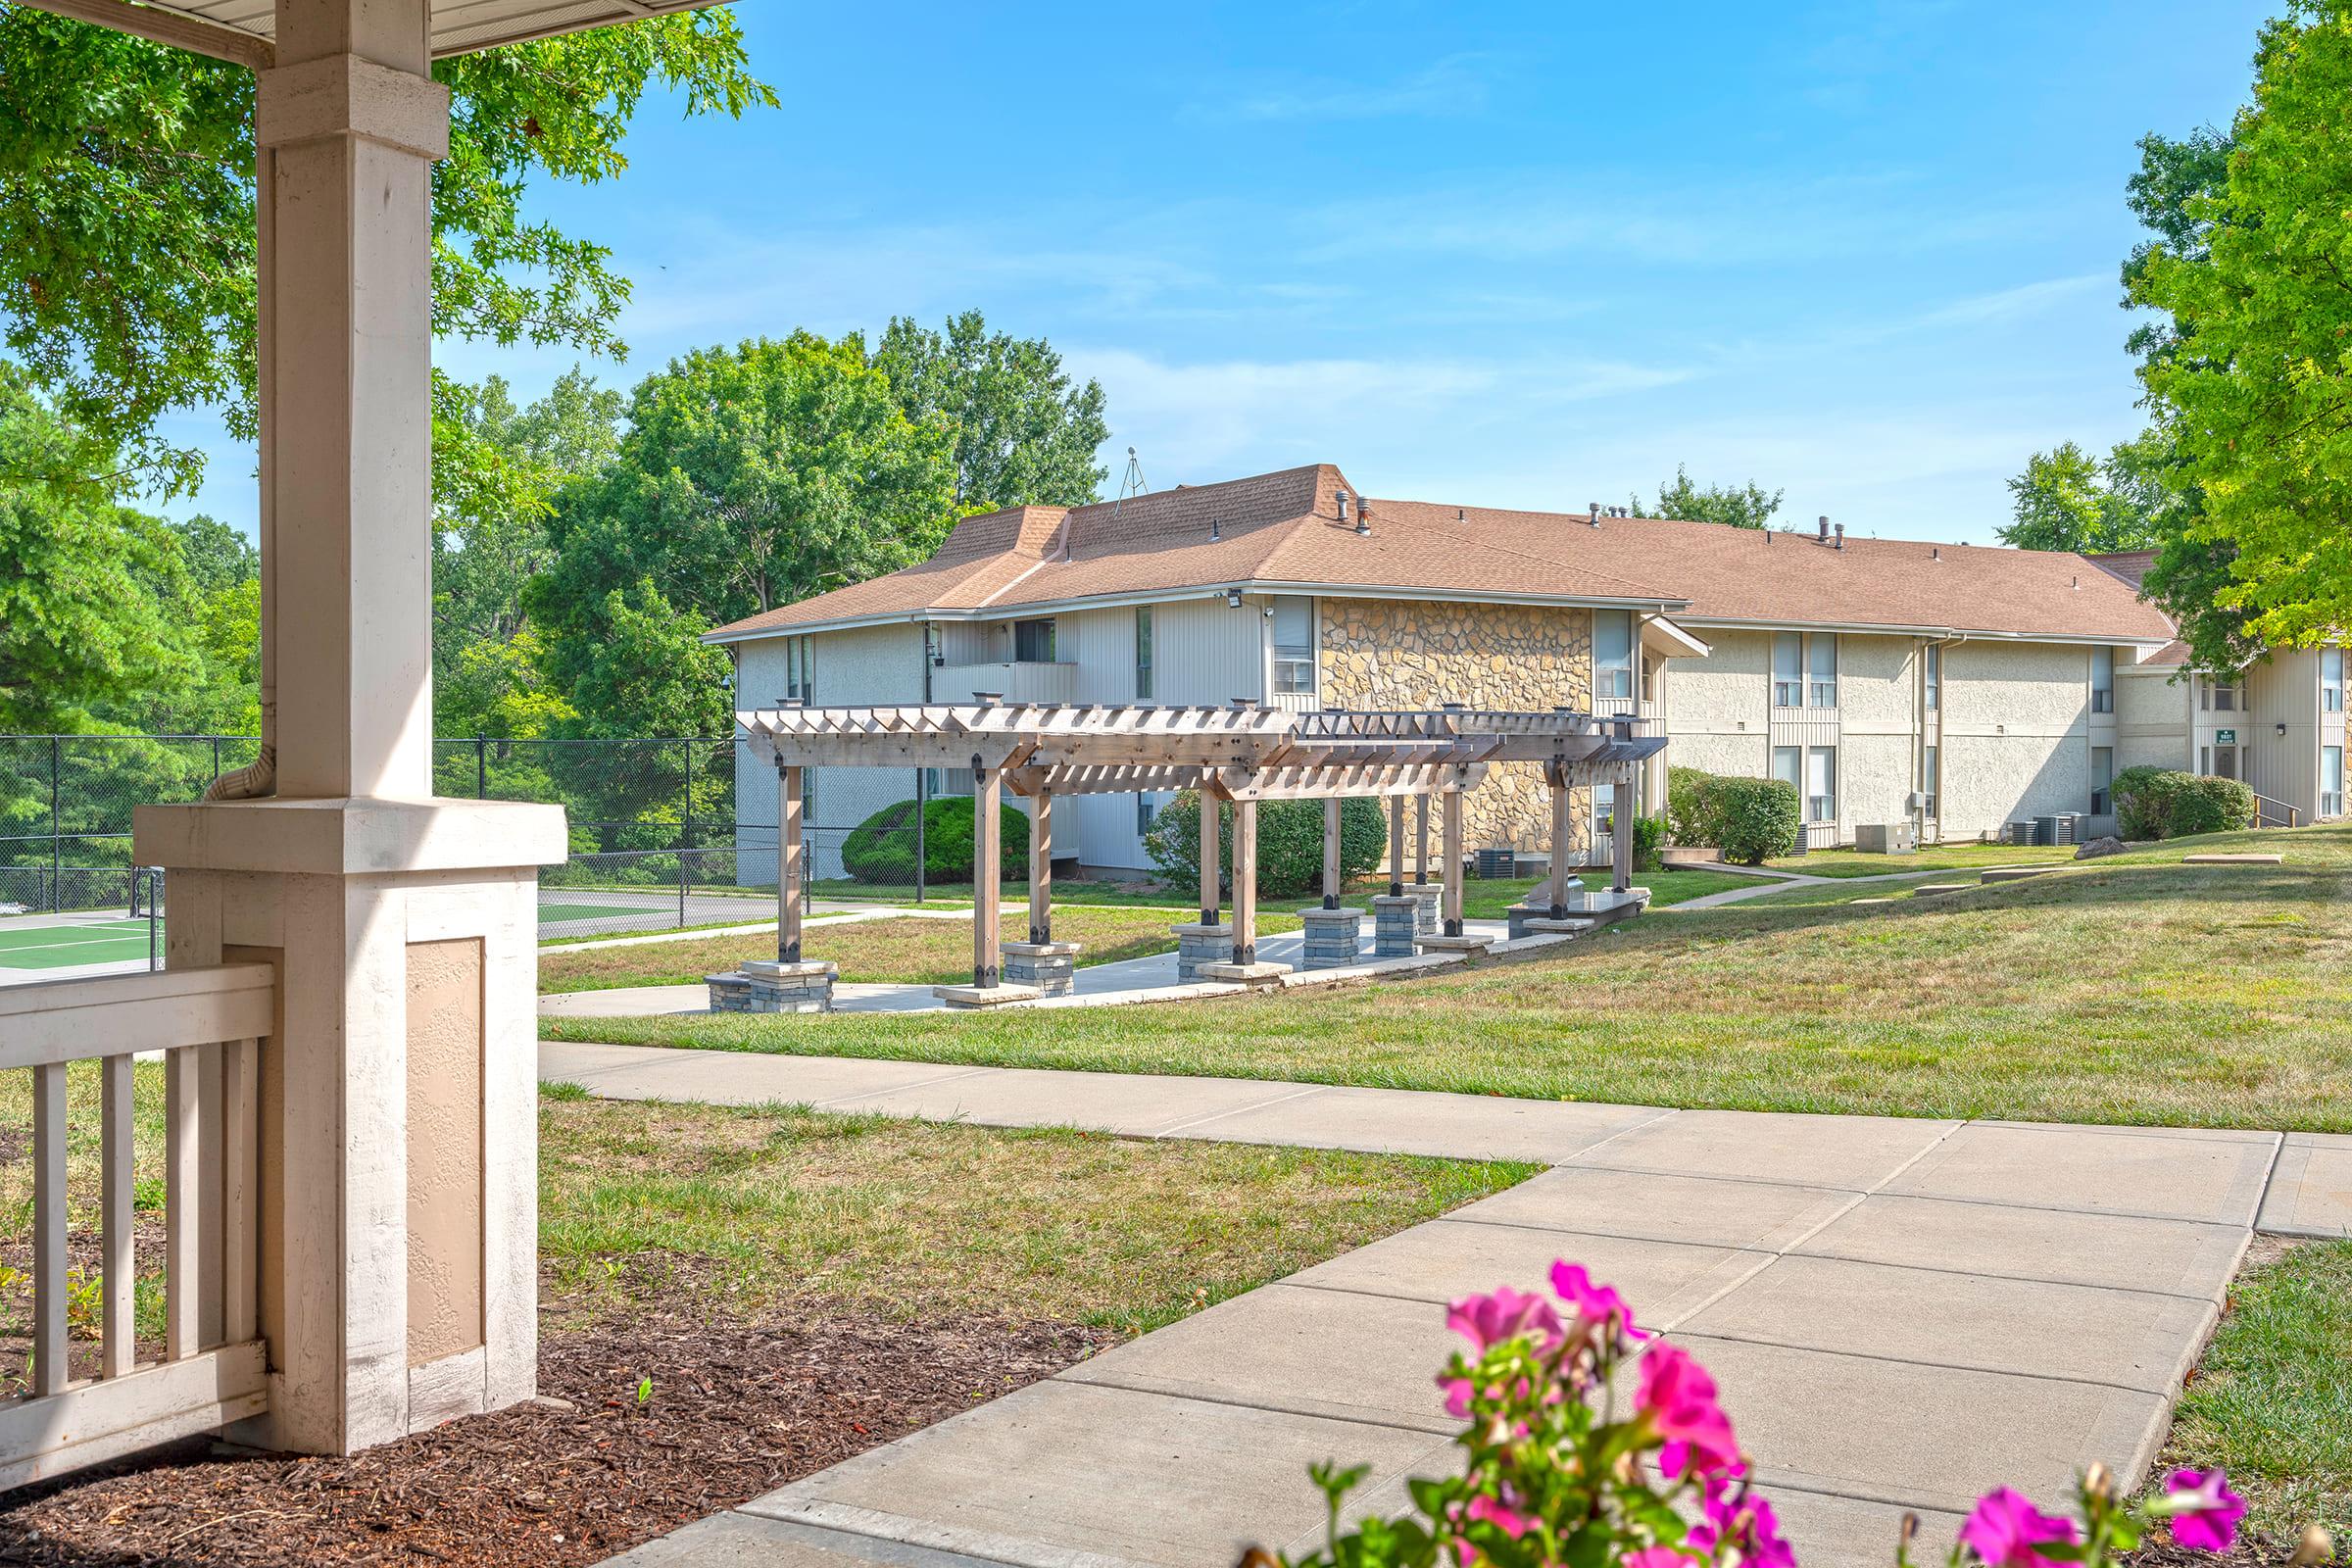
550 1044 2347 1568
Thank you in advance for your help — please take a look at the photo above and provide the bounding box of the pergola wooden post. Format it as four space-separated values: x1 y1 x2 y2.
1230 798 1259 966
1387 796 1406 897
1415 793 1432 885
1027 789 1053 944
1441 775 1466 936
972 759 1002 988
776 761 804 962
1199 792 1221 925
1546 760 1576 919
1321 797 1343 909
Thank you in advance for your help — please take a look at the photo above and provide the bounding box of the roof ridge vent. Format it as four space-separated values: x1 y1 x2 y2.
1587 500 1602 527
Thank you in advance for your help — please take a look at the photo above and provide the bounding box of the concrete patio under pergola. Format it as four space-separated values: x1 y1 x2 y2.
719 700 1664 1013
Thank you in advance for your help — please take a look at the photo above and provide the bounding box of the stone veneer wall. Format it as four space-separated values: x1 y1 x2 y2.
1319 600 1596 859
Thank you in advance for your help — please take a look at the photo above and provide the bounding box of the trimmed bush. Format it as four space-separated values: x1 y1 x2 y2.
1668 768 1799 863
839 796 1030 884
1144 790 1387 900
1713 776 1801 863
2113 767 2257 841
1633 812 1665 873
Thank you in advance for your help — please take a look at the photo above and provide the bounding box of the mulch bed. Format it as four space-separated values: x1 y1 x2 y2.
0 1294 1113 1567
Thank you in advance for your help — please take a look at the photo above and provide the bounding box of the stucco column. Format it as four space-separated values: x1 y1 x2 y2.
134 0 565 1458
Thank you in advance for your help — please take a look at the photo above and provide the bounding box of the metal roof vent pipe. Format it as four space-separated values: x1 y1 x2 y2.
1209 514 1220 540
1336 489 1351 524
1588 501 1602 526
1834 522 1844 550
1355 501 1371 536
1817 515 1831 544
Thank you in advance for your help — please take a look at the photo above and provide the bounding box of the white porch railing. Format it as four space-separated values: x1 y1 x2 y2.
0 963 272 1490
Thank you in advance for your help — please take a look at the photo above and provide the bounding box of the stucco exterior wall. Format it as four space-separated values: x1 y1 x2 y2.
1938 641 2090 838
2115 666 2189 774
1319 599 1596 858
734 621 925 882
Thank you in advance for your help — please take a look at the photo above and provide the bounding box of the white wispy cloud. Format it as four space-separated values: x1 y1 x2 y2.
1199 53 1499 123
1911 272 2110 328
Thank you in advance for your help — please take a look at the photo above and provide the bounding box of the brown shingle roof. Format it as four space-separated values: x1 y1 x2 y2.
706 464 2180 646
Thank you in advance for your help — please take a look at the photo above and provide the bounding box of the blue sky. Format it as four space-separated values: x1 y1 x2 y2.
171 0 2276 545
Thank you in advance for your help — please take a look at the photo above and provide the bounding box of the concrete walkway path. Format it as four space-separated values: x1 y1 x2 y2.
551 1044 2345 1568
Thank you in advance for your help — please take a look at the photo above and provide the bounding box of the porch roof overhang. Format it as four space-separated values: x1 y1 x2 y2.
20 0 730 70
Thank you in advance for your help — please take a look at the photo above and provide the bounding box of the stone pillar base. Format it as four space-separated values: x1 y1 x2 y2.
1505 903 1541 940
1170 921 1233 984
932 981 1045 1008
1409 885 1442 935
1370 895 1420 957
1416 932 1492 957
1003 940 1080 997
715 958 837 1013
1298 906 1366 969
1199 959 1291 987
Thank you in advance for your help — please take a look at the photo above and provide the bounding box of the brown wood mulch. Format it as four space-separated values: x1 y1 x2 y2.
0 1301 1114 1568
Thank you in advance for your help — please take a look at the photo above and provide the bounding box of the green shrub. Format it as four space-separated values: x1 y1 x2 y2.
1633 812 1665 872
1712 777 1801 863
839 796 1030 884
1666 765 1723 847
2113 767 2257 841
1144 790 1388 900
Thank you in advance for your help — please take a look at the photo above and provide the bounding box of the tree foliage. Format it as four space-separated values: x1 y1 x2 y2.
872 311 1109 514
1998 441 2164 554
2131 4 2352 658
0 1 775 492
1641 465 1783 530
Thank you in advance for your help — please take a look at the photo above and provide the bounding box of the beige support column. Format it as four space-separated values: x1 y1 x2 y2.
1547 760 1576 916
973 764 1002 987
1199 792 1221 924
1321 797 1343 909
777 763 804 963
1442 782 1466 936
1231 799 1259 965
1387 796 1405 897
132 0 566 1459
1028 790 1053 944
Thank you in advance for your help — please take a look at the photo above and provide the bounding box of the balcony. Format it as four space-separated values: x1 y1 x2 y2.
938 661 1079 705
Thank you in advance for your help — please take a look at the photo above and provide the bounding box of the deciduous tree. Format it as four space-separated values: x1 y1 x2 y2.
872 311 1108 513
1641 466 1782 530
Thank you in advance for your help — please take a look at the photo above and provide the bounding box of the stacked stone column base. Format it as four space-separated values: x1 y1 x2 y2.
1170 921 1232 983
1299 906 1366 969
710 958 837 1013
1003 940 1080 997
1371 895 1420 957
1409 885 1442 935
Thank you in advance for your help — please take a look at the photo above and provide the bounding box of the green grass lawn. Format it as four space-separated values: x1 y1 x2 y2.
537 1088 1535 1335
547 825 2352 1131
540 906 1304 992
804 877 1193 909
1764 842 2081 878
2148 1239 2352 1544
1370 867 1768 918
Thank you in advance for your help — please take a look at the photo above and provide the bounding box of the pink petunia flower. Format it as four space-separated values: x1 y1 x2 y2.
1446 1286 1566 1356
1623 1548 1690 1568
1550 1261 1652 1344
1692 1480 1796 1568
1466 1492 1534 1540
1635 1344 1741 1480
2163 1468 2247 1553
1958 1488 2081 1568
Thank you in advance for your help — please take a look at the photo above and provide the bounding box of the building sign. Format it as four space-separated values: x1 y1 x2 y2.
2216 728 2238 745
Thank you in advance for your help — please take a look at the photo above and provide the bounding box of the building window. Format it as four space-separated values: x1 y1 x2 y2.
1138 792 1161 836
2201 676 2238 712
2326 647 2344 713
1135 607 1154 700
1772 632 1802 708
1013 617 1057 662
1271 595 1316 697
1807 633 1838 709
1592 781 1618 844
783 636 814 704
2325 746 2345 818
1924 644 1940 712
923 766 974 799
1594 610 1635 701
1771 746 1801 794
1806 747 1838 823
2091 746 2113 815
2091 646 2114 714
1922 744 1939 818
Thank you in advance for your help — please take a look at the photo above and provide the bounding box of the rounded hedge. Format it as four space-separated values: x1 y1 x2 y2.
1667 767 1799 863
2113 767 2257 841
839 796 1031 884
1143 790 1387 900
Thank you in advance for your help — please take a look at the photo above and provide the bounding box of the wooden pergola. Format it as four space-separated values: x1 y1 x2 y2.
739 701 1664 999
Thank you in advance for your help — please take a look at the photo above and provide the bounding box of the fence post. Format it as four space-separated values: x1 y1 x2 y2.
476 736 487 799
913 765 928 905
49 736 61 913
212 737 222 789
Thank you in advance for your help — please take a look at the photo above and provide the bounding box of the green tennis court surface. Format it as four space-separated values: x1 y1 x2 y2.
537 902 656 923
0 919 155 970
